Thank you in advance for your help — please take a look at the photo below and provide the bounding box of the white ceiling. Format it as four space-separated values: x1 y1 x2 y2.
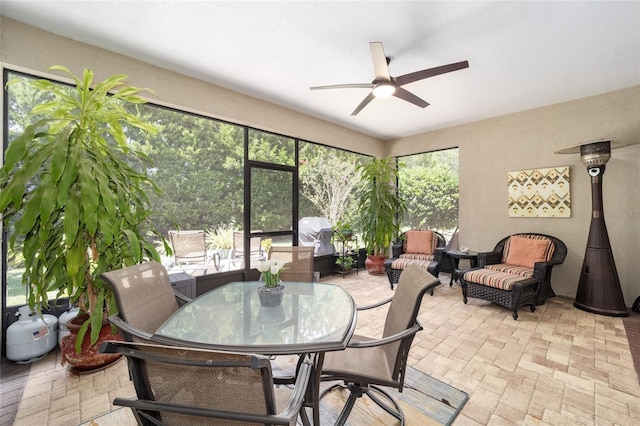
1 1 639 141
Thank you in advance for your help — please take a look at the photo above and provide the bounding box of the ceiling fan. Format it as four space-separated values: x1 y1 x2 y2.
310 42 469 116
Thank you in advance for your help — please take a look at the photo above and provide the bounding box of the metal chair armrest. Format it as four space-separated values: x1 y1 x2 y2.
277 355 313 420
113 397 298 425
173 290 192 306
356 297 393 311
108 315 154 341
346 323 422 349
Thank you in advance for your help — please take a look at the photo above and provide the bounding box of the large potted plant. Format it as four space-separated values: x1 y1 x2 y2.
356 157 406 274
0 66 168 370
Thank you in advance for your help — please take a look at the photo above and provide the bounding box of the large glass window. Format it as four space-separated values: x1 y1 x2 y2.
250 167 293 232
2 69 369 308
298 142 366 230
398 148 459 239
3 72 67 307
248 129 295 166
130 105 245 250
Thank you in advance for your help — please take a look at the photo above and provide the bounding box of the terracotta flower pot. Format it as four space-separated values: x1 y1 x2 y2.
365 254 387 275
60 313 123 373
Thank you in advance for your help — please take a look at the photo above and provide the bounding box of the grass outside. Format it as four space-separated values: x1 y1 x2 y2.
6 267 67 308
6 267 27 307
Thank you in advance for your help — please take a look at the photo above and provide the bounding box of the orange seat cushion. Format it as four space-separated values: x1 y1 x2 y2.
391 257 434 272
485 263 534 278
464 269 529 291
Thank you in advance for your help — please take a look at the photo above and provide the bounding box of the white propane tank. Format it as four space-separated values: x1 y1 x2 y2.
6 305 58 363
58 306 81 346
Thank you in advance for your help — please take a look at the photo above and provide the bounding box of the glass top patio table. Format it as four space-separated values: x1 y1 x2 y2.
154 281 357 355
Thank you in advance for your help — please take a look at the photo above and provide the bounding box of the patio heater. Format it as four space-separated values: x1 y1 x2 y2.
556 139 637 317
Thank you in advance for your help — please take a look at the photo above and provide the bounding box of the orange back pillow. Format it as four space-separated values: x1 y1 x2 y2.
405 230 435 255
504 235 553 268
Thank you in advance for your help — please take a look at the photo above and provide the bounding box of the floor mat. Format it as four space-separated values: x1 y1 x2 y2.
319 366 468 425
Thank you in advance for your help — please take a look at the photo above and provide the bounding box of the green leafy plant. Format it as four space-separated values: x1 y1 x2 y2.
332 220 354 242
332 220 357 258
0 65 169 352
205 224 235 251
335 255 355 270
356 157 406 256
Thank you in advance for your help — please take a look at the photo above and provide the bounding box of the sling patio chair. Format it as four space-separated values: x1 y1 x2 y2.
232 231 265 267
101 261 191 343
268 246 315 283
99 340 313 426
263 246 316 385
168 230 213 275
320 263 440 425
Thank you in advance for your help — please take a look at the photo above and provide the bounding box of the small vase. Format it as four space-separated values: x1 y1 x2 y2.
257 284 285 307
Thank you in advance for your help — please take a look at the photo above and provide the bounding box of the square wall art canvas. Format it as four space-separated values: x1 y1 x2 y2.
508 166 570 217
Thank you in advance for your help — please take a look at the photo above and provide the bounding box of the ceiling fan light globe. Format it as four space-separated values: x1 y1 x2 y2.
372 83 395 98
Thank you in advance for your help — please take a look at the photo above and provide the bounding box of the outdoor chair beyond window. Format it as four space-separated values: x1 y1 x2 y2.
268 246 315 282
232 231 264 266
101 261 191 342
384 229 447 290
168 230 213 275
460 233 567 320
320 263 440 425
99 340 312 426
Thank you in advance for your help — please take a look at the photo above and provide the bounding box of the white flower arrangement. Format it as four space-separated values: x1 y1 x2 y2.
257 259 286 287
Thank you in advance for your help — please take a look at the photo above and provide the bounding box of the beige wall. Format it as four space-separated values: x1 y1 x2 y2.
2 17 639 306
387 87 640 304
0 17 383 156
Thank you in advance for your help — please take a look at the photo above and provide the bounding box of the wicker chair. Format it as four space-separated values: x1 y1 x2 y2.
320 264 440 425
460 233 567 320
384 230 447 290
101 261 192 342
268 246 315 282
99 340 312 425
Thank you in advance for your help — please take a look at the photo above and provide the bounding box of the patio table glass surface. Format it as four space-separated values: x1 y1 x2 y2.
154 281 357 355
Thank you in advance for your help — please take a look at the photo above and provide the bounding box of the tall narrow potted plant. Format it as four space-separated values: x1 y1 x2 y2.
356 157 406 274
0 66 169 369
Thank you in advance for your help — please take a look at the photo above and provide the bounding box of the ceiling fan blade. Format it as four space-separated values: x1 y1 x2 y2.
393 87 429 108
370 42 391 81
310 83 374 90
395 60 469 87
351 92 376 116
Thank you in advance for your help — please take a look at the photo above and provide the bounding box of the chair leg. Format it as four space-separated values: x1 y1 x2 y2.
298 406 311 426
367 385 404 425
320 382 405 426
321 383 363 426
